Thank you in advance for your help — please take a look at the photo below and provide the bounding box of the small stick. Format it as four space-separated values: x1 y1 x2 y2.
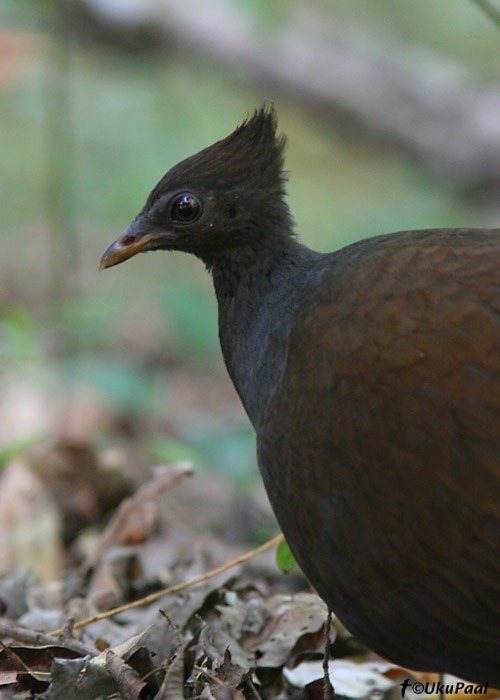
323 608 334 700
50 533 284 636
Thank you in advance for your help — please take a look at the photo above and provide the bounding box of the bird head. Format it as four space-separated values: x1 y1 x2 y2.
100 105 293 271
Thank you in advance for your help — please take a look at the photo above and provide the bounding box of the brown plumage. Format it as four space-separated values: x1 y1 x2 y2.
101 106 500 685
260 228 500 680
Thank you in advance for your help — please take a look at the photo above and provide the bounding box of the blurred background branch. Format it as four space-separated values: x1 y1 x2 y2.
75 0 500 190
470 0 500 30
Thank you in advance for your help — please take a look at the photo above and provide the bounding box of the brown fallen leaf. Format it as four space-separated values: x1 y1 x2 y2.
154 648 185 700
0 642 81 691
0 458 62 581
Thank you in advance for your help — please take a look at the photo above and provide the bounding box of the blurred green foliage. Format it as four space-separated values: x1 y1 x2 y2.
1 307 40 368
0 433 44 471
63 356 161 414
145 418 256 483
159 271 219 359
0 0 499 481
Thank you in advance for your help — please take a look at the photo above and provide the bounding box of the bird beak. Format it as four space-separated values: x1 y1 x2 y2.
100 219 167 270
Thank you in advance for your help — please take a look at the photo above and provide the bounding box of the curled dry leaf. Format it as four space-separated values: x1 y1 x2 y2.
105 649 146 700
68 462 194 603
154 648 185 700
0 643 81 691
88 462 194 564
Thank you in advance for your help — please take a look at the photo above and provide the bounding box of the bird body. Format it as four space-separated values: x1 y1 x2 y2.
259 229 500 684
101 107 500 685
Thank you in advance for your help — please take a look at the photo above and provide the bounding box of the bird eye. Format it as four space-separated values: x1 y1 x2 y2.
171 194 201 223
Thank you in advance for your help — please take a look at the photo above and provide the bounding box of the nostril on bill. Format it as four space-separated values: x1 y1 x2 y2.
121 235 136 246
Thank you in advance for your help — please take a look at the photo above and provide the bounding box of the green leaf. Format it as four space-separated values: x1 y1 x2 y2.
144 436 201 466
0 432 45 471
276 538 297 573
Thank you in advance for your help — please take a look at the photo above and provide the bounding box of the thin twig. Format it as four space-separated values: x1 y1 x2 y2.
470 0 500 29
50 533 284 636
158 610 184 652
323 609 333 700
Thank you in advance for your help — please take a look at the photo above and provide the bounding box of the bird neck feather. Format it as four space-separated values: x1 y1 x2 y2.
211 241 323 430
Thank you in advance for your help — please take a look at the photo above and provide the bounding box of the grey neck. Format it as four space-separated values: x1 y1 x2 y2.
211 240 324 431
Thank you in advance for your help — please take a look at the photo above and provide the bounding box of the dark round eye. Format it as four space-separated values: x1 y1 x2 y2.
171 194 201 223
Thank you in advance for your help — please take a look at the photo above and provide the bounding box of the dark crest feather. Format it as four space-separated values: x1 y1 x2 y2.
147 104 288 203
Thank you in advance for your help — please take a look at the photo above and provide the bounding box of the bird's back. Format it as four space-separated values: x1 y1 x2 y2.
259 227 500 684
